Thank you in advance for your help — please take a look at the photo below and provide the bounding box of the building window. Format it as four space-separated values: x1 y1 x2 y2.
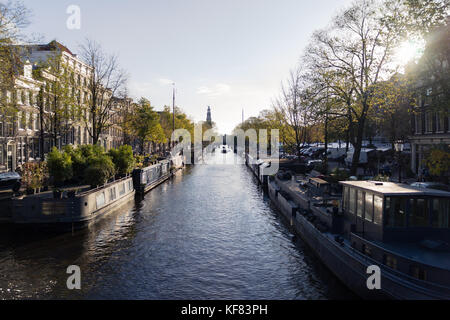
35 115 39 131
415 114 422 134
19 112 26 130
29 91 33 105
436 112 445 133
425 112 433 133
28 113 33 130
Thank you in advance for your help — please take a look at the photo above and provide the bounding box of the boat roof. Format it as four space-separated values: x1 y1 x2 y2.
340 181 450 197
309 178 329 185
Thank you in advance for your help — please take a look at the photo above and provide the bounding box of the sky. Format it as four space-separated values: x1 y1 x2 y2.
19 0 354 134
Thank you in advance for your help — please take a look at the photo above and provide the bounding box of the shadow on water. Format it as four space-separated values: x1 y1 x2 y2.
245 166 359 300
0 199 139 299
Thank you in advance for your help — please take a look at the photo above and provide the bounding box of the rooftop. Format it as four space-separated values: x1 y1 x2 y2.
340 181 450 197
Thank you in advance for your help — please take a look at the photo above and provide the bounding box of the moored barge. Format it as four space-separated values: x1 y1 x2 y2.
249 156 450 299
10 176 135 230
132 154 185 195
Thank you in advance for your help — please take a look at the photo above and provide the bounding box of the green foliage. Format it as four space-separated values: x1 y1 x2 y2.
47 147 73 185
404 0 450 36
314 162 328 174
22 162 47 190
46 145 136 187
132 98 167 154
425 145 450 177
159 105 194 142
374 175 391 182
108 145 135 175
330 168 350 181
83 154 116 187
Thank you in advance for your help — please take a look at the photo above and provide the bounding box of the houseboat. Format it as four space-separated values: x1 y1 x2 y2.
132 154 185 195
245 152 450 299
267 174 450 299
132 160 171 195
10 176 136 230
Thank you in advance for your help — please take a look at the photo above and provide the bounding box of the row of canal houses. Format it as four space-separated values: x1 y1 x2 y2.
1 153 185 230
245 153 450 300
0 41 170 174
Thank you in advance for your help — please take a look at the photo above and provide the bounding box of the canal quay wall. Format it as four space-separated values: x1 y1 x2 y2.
2 154 185 229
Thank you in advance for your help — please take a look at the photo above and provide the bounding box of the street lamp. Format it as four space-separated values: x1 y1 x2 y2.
394 140 404 183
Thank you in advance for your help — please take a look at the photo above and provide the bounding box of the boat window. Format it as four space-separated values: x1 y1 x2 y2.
383 254 397 270
119 183 125 196
96 192 105 209
128 180 133 191
357 190 364 218
373 195 383 225
349 188 356 215
342 187 346 211
362 244 372 257
109 187 116 201
343 187 350 212
410 265 427 281
432 198 449 228
385 197 406 228
365 192 374 222
409 198 430 227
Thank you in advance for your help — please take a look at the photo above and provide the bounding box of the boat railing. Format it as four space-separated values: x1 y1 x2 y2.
77 175 132 197
349 232 450 294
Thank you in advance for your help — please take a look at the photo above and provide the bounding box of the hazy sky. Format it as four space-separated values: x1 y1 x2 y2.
20 0 354 134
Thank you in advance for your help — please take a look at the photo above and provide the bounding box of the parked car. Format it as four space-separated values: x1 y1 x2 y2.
327 148 347 160
311 148 325 158
410 182 450 192
307 159 323 171
0 172 22 192
345 149 376 167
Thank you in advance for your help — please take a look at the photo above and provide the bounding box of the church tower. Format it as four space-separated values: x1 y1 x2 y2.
206 106 212 125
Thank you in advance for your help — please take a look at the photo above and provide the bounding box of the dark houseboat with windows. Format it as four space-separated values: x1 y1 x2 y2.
264 169 450 299
10 176 136 230
132 154 185 195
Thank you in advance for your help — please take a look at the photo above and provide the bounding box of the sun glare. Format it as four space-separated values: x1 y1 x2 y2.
393 40 425 68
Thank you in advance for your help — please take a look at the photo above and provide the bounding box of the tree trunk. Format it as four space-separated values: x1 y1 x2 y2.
351 116 366 176
140 138 145 155
324 112 329 174
38 89 45 159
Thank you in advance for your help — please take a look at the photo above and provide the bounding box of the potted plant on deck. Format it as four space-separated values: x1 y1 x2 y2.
22 162 45 195
47 147 73 199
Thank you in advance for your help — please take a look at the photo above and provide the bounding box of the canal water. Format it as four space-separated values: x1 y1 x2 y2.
0 151 356 299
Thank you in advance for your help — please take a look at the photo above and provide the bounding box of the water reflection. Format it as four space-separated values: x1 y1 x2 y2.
0 150 356 300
